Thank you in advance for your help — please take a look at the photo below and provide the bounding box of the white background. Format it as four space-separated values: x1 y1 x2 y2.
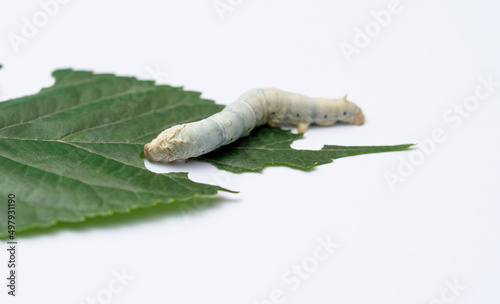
1 0 499 303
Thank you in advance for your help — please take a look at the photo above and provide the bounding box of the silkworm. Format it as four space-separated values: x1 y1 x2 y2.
144 88 365 162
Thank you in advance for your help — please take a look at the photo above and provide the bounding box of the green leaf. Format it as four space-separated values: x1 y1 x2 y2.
197 127 412 172
0 69 228 236
0 69 411 236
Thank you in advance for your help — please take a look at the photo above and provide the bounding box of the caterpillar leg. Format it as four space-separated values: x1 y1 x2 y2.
297 122 310 134
267 119 280 128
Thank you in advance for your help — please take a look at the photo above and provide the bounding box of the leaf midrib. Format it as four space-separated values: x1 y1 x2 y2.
0 143 192 197
0 137 204 185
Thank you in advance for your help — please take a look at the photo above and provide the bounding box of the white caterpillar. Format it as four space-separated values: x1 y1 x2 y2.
144 88 365 162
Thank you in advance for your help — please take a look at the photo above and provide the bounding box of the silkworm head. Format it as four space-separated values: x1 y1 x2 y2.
144 124 188 162
338 95 365 125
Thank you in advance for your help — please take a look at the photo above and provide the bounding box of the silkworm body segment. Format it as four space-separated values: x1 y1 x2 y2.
144 88 365 162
